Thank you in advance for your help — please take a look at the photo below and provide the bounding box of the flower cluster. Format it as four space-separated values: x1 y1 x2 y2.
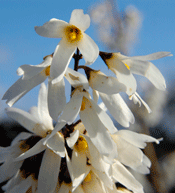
1 9 172 193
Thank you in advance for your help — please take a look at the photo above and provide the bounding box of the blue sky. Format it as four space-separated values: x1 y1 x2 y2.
0 0 175 118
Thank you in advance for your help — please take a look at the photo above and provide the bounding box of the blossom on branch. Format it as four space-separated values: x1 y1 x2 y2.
35 9 99 83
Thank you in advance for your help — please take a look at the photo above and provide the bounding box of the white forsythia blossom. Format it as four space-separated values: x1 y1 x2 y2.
2 55 67 121
35 9 99 83
100 51 172 95
1 7 171 193
3 83 65 193
82 66 135 127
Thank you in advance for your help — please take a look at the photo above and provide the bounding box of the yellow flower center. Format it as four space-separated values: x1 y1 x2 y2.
80 96 92 111
45 66 50 76
64 25 83 44
75 136 88 152
84 172 92 182
123 63 130 70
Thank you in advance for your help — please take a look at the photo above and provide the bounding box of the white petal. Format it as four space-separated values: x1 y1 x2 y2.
99 93 135 127
38 83 53 129
50 40 76 83
38 149 61 193
112 161 144 193
92 89 99 103
145 62 166 90
6 107 48 137
124 58 166 90
69 9 90 31
15 138 46 161
17 56 52 80
78 33 99 64
43 121 67 145
58 90 83 124
66 130 79 148
0 159 23 183
46 132 65 157
84 135 111 173
35 18 68 38
112 135 144 169
87 97 117 134
89 71 126 94
17 65 45 80
65 67 89 90
8 176 32 193
2 72 47 107
48 78 66 121
108 57 137 95
80 99 114 156
130 51 172 61
1 170 21 191
11 132 32 146
117 130 160 149
72 149 89 190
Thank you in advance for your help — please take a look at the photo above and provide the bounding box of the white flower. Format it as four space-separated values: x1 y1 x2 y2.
2 55 66 121
46 87 117 157
66 129 115 191
5 83 65 193
82 66 135 127
100 51 172 95
111 130 161 174
0 132 32 185
35 9 99 83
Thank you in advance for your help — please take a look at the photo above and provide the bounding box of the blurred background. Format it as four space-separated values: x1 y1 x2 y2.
0 0 175 192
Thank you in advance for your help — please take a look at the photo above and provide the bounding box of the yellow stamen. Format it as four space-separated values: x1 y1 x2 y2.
64 25 83 44
45 66 50 76
75 136 88 152
80 96 92 111
19 141 30 152
84 172 92 182
124 63 130 70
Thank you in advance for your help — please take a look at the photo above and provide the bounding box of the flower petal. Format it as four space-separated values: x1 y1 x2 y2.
50 40 76 83
66 130 80 149
88 70 126 94
117 130 160 149
71 149 89 190
58 89 83 124
38 149 61 193
0 159 23 183
35 18 68 38
43 121 67 145
65 67 89 90
6 107 48 137
15 138 46 161
2 72 47 107
92 89 99 103
48 78 66 121
111 64 137 95
99 93 135 127
112 134 144 169
69 9 90 31
78 33 99 64
38 83 53 129
46 133 65 157
7 176 32 193
112 160 144 193
87 97 117 134
130 51 172 61
123 58 166 90
17 56 52 80
79 98 114 156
